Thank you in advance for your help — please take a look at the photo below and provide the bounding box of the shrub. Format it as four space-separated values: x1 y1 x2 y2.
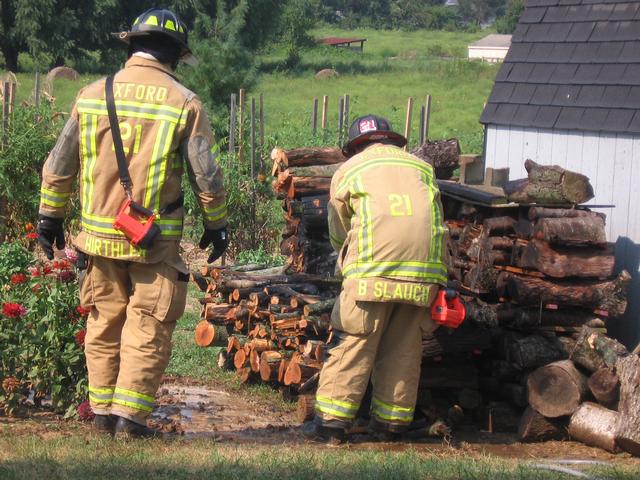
0 240 86 417
0 101 63 240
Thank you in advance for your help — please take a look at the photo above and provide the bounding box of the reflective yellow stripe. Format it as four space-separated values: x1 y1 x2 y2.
41 198 67 208
315 395 359 420
338 158 434 193
371 398 414 423
114 387 154 403
89 386 115 395
80 114 99 211
112 398 154 413
76 99 185 124
82 213 183 237
351 176 373 263
113 387 155 413
144 120 174 211
41 187 70 199
342 260 447 283
89 386 114 404
204 204 227 223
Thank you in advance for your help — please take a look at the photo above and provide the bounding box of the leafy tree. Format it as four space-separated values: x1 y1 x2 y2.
457 0 507 25
495 0 523 34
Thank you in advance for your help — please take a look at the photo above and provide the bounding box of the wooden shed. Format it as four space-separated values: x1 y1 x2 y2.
480 0 640 347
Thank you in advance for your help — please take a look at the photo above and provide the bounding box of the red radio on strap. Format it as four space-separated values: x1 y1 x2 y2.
431 289 466 329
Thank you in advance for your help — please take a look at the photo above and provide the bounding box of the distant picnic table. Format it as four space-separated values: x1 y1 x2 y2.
317 37 366 53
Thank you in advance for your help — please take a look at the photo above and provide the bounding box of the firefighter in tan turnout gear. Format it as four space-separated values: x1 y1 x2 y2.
303 115 448 443
37 9 228 437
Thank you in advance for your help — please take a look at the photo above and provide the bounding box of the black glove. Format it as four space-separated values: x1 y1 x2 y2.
199 227 229 264
37 215 65 260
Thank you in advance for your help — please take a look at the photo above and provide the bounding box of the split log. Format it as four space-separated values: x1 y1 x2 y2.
569 402 620 453
570 326 629 372
528 207 605 222
259 351 283 382
518 406 568 442
203 303 232 321
588 368 619 409
614 354 640 456
505 270 631 318
227 335 248 355
194 321 229 347
533 217 606 247
284 360 321 386
278 359 290 384
296 394 316 423
249 348 261 372
504 159 594 205
527 360 588 418
517 239 614 278
234 349 249 369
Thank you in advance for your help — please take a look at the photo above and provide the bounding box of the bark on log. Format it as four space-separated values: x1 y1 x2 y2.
411 139 460 179
571 326 629 372
588 368 620 410
527 360 588 418
614 354 640 456
518 239 614 278
288 177 332 199
296 394 316 423
507 334 565 369
569 402 620 453
194 321 229 347
518 406 568 442
203 303 232 321
274 147 347 169
288 164 341 178
303 298 336 317
505 271 631 317
528 207 605 222
505 159 594 205
533 217 606 247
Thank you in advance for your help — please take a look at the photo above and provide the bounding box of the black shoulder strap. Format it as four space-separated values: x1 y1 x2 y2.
105 75 132 196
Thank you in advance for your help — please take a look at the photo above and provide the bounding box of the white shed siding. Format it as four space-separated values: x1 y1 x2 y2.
485 124 640 346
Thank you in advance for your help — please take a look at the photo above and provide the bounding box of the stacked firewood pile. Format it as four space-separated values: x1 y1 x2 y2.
431 161 639 456
192 265 341 421
270 147 347 275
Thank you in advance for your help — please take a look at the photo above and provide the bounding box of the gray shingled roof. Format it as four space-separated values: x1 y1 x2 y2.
480 0 640 135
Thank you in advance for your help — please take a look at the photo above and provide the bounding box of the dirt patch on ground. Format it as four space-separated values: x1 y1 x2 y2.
2 379 640 467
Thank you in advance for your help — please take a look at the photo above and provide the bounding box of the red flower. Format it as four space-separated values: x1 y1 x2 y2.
10 273 27 285
2 303 27 318
25 232 38 240
76 306 91 316
28 267 41 278
74 329 86 347
76 400 95 422
43 265 52 275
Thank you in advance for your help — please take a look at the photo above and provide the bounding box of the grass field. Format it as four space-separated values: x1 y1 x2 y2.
1 433 638 480
4 29 498 154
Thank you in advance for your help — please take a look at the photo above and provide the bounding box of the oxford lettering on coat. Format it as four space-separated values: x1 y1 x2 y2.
114 83 168 103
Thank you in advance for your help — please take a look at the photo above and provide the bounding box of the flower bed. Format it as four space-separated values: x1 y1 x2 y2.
0 238 87 417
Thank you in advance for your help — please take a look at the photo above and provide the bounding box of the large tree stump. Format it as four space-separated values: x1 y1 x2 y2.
505 270 631 317
588 368 620 410
527 360 588 418
570 326 629 373
504 159 594 205
517 239 614 278
614 354 640 456
569 402 620 453
518 406 568 442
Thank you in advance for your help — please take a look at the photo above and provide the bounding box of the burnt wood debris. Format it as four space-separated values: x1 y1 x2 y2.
192 146 637 454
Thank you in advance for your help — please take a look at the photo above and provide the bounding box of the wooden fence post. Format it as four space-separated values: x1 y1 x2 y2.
238 88 245 163
229 93 237 155
259 93 265 154
419 105 426 146
250 97 257 248
3 82 10 148
312 97 318 135
404 97 414 150
343 94 350 134
34 72 41 108
424 95 432 144
337 97 344 144
321 95 328 130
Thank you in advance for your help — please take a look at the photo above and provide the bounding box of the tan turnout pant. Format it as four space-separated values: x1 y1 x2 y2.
315 287 437 431
80 256 188 425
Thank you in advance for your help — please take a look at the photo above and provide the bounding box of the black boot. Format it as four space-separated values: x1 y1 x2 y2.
113 415 161 439
93 414 116 434
302 421 346 445
368 416 406 442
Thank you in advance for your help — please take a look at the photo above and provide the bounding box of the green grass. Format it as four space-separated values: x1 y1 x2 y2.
0 434 636 480
257 28 499 153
